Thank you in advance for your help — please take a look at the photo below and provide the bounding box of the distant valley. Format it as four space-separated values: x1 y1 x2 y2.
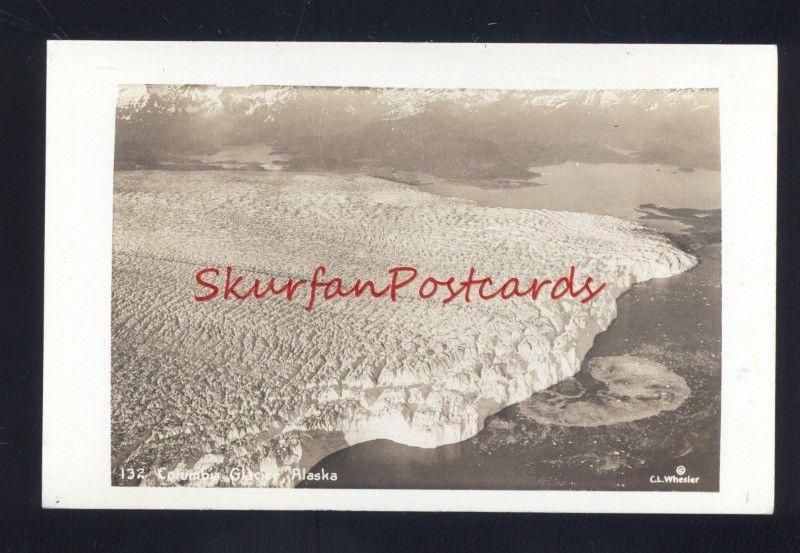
115 86 720 181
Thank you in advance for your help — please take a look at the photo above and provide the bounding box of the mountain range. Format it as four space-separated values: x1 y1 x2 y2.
115 85 720 179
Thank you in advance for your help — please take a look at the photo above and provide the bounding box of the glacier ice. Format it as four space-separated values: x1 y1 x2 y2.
110 171 697 487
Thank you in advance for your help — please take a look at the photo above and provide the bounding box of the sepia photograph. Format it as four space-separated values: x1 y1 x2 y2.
40 42 776 513
110 84 721 491
2 0 792 543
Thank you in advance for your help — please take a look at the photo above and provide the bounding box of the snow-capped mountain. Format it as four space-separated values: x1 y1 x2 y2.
118 84 711 119
115 85 719 176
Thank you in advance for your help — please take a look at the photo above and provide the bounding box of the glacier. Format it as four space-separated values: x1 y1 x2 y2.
110 170 697 487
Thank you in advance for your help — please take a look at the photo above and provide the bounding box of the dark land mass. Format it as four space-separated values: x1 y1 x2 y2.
115 87 720 179
301 206 721 490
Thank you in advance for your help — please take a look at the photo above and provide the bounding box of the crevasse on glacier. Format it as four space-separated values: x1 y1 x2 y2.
111 171 696 487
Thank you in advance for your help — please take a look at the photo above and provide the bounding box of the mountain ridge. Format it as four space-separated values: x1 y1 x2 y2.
115 85 720 178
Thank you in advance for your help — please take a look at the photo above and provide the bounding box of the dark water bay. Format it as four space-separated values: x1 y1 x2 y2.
301 184 721 490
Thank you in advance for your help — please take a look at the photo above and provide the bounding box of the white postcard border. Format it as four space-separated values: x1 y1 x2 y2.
43 41 776 512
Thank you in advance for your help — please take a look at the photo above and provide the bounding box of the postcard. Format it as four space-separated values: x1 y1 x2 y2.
43 42 776 512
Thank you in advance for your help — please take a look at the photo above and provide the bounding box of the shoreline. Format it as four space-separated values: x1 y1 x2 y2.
120 268 654 488
299 211 720 490
110 169 713 489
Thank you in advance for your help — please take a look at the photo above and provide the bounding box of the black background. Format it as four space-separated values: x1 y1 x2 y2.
2 1 799 550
